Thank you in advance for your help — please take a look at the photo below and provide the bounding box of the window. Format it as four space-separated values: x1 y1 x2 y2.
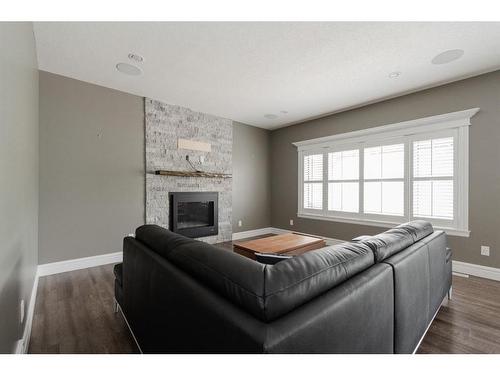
412 137 454 220
295 108 479 237
363 143 405 216
328 149 359 213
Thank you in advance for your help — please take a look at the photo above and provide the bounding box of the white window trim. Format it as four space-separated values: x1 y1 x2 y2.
295 108 479 237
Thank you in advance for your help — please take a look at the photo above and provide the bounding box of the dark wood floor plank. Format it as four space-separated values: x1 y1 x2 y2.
28 240 500 354
417 275 500 354
29 264 139 354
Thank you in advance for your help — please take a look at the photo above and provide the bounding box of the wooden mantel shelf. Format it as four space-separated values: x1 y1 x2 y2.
153 170 232 179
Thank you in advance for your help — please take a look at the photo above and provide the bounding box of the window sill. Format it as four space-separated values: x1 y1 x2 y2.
296 213 470 237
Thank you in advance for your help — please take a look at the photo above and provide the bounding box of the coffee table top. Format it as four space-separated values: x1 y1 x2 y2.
233 233 325 255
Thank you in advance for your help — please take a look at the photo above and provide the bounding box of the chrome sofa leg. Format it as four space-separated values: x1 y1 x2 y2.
447 286 453 300
114 299 119 313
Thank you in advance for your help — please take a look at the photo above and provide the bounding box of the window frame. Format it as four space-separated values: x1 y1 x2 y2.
295 108 478 237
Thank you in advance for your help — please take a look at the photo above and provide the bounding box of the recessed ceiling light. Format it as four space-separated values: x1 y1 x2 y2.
264 114 277 120
128 53 144 63
431 49 464 65
388 71 401 79
116 63 142 76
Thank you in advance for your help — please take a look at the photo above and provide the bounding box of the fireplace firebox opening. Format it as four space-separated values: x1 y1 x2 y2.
169 192 218 238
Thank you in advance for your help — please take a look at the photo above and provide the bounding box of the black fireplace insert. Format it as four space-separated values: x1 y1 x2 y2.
169 192 218 238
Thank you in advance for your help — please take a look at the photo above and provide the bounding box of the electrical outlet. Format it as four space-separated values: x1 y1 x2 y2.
20 299 25 324
238 220 242 227
290 219 294 226
481 246 490 256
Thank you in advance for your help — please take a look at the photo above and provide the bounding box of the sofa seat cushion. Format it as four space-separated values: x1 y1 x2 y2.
357 220 433 262
114 263 123 286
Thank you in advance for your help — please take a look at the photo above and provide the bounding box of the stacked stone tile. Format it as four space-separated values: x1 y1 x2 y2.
145 98 233 243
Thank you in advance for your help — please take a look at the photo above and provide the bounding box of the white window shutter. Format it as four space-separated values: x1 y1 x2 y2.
303 154 323 210
327 150 359 213
363 143 405 216
304 154 323 181
412 137 454 220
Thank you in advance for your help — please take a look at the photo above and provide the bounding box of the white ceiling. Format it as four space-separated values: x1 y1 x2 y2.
33 22 500 129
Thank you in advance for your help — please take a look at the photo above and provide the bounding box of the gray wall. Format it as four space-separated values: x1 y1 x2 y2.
232 122 271 232
271 70 500 269
39 72 145 264
38 73 272 261
0 23 39 353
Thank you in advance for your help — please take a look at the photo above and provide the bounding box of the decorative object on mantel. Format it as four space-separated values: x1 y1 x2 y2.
178 138 212 152
185 154 202 172
153 170 232 178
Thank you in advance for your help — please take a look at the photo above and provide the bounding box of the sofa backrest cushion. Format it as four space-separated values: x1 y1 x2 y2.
357 220 433 262
136 224 193 258
166 240 268 320
133 225 375 322
135 225 267 319
263 242 374 320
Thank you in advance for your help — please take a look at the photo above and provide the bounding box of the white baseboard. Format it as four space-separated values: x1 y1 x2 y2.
38 251 123 277
14 269 39 354
452 260 500 281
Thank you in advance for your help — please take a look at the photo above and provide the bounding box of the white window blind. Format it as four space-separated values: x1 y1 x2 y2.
303 154 323 210
363 143 405 216
328 150 359 213
412 137 454 220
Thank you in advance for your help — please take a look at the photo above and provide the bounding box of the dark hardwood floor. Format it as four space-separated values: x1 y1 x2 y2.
28 237 500 354
28 264 139 354
417 275 500 354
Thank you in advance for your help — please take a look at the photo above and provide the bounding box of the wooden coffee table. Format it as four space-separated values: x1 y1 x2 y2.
233 233 326 260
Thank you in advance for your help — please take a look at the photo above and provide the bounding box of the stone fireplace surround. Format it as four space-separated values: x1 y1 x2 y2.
145 98 233 244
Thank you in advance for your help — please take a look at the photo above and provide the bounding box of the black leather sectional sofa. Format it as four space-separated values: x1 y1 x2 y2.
114 220 451 353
